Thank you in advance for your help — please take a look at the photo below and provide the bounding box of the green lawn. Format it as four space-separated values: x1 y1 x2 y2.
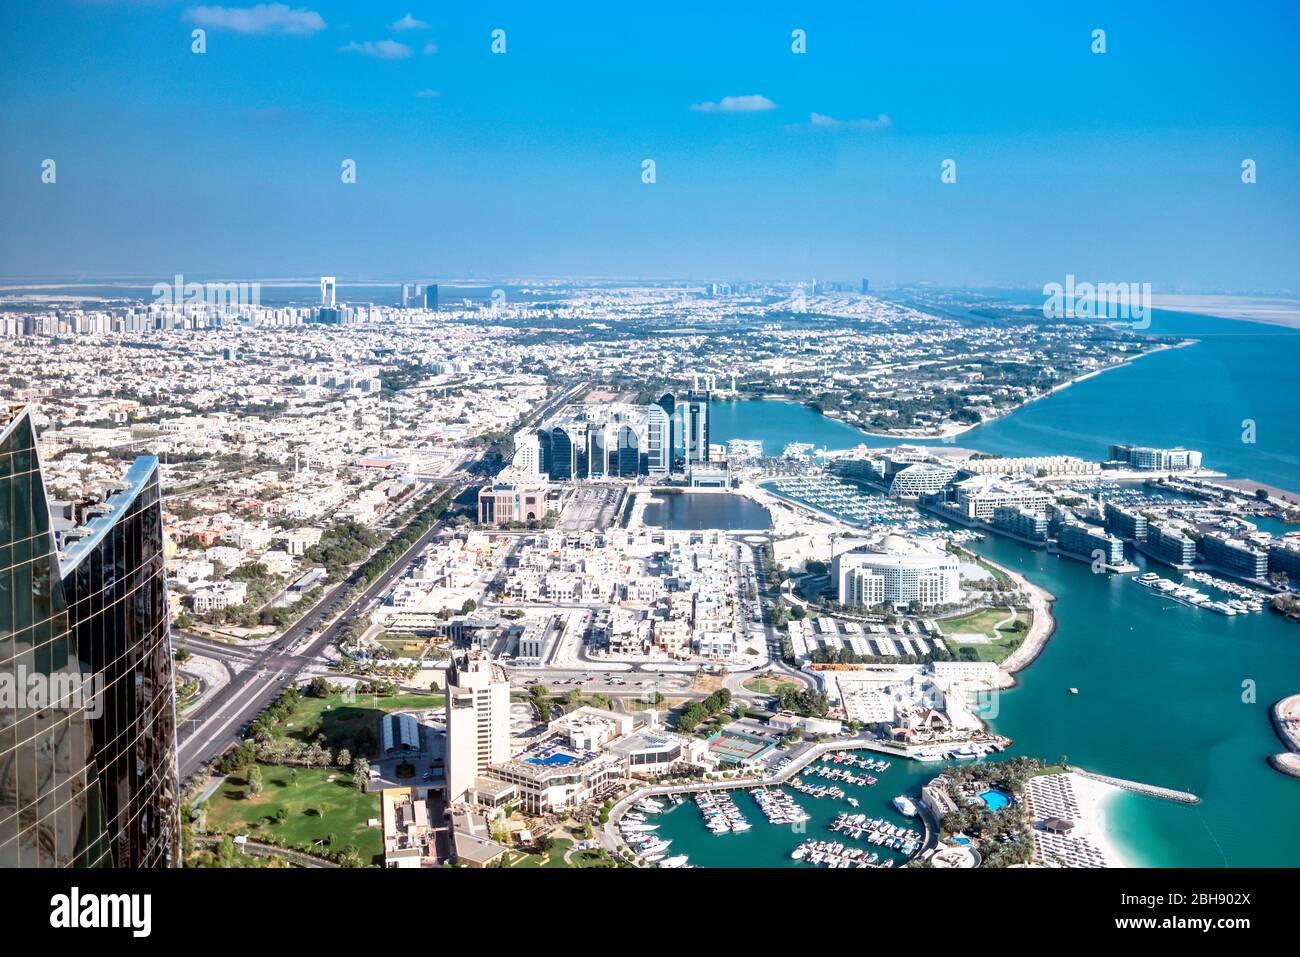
742 675 798 696
940 608 1032 663
508 837 574 868
204 765 382 865
374 636 427 654
280 692 445 748
570 848 617 868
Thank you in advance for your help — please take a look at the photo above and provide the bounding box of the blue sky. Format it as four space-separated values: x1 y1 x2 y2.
1 1 1298 290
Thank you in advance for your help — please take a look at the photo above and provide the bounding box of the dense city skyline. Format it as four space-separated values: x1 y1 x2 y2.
2 2 1297 931
2 1 1298 290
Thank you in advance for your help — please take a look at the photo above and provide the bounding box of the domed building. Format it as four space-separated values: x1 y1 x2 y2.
832 534 961 609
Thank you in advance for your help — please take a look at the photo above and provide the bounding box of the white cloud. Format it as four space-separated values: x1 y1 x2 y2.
415 88 440 98
184 4 326 36
339 39 413 60
391 13 429 31
801 112 892 130
689 94 777 113
421 41 437 55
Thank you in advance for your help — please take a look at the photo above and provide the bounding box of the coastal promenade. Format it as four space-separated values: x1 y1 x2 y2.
1267 694 1300 780
1073 768 1200 805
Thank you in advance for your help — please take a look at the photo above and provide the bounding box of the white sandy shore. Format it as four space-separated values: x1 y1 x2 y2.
1067 772 1131 868
1153 294 1300 330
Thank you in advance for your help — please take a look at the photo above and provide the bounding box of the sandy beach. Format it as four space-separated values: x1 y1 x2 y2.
972 555 1057 689
1268 694 1300 780
1067 773 1130 867
1025 771 1129 868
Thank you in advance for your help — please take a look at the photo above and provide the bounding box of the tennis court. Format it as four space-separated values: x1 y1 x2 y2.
707 729 776 765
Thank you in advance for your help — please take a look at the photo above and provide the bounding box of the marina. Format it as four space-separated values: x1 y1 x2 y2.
711 350 1300 868
626 749 933 869
791 840 897 868
762 474 958 533
1132 571 1264 615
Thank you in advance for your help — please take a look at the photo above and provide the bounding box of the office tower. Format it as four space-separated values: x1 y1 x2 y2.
657 393 675 470
682 388 710 464
0 406 179 867
443 651 510 803
320 276 336 308
400 283 438 310
861 278 870 293
534 402 673 481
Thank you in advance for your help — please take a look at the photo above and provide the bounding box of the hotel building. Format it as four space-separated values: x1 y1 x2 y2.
834 535 961 609
992 505 1050 542
1201 533 1268 581
1108 444 1203 471
1103 502 1148 542
444 651 511 803
1056 519 1125 565
477 479 550 527
953 476 1053 522
1145 521 1197 568
1268 539 1300 580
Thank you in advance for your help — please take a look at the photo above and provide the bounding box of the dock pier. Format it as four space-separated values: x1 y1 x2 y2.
1073 768 1200 805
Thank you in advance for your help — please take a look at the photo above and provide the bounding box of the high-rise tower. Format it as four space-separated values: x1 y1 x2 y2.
0 406 179 867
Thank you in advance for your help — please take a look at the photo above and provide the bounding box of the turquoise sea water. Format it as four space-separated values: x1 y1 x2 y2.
703 310 1300 868
648 756 932 869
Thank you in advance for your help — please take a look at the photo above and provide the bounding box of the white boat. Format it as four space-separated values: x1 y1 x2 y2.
1069 687 1079 695
659 855 690 868
892 795 919 817
639 839 671 856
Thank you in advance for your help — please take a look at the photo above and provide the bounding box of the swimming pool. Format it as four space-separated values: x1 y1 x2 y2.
979 789 1011 811
525 752 577 767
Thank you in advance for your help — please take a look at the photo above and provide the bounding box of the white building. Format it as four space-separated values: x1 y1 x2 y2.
953 476 1053 522
190 580 248 613
834 535 960 608
444 651 512 803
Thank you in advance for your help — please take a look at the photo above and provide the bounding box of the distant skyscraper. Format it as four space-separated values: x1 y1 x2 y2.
682 387 711 464
320 276 336 307
657 392 676 468
861 278 870 293
400 282 438 310
0 406 179 867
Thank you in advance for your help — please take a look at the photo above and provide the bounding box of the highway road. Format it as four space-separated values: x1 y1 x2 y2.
173 380 588 783
175 484 462 781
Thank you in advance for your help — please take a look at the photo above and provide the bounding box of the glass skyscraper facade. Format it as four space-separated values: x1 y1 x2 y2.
0 406 179 867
